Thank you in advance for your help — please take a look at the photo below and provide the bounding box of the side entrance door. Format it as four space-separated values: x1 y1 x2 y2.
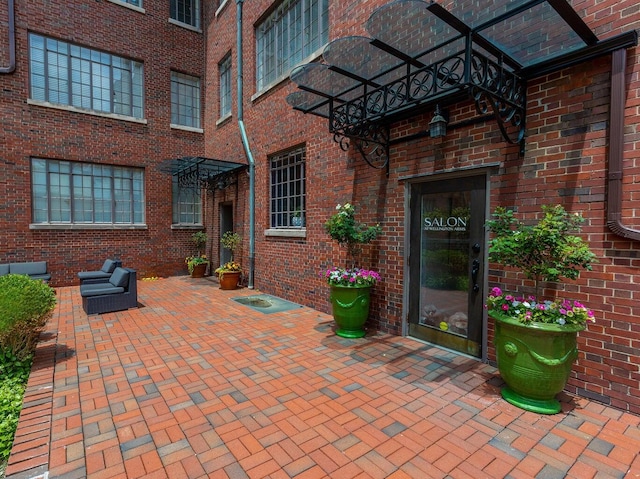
408 175 487 357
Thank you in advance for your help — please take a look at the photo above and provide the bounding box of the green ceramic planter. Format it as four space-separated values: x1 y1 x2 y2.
491 312 585 414
329 284 371 338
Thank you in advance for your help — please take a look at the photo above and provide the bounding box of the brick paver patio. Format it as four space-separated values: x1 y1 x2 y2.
6 276 640 478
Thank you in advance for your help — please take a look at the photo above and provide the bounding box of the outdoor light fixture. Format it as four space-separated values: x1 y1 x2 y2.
429 105 447 138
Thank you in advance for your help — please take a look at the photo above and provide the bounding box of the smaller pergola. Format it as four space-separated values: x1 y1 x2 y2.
287 0 637 168
160 157 247 193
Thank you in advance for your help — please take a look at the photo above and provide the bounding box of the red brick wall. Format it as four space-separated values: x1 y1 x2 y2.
205 0 640 412
1 0 207 285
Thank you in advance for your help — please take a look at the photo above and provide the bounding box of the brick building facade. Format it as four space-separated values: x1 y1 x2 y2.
2 0 640 413
1 0 207 284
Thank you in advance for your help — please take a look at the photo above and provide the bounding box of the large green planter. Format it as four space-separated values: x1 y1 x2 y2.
329 284 371 338
491 312 585 414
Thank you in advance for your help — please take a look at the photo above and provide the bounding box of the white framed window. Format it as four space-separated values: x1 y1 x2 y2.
219 54 232 119
118 0 141 6
171 72 201 128
172 177 202 225
170 0 200 29
29 34 144 119
256 0 328 91
270 146 306 228
31 159 145 225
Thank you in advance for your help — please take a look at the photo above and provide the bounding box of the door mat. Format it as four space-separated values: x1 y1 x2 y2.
232 294 303 314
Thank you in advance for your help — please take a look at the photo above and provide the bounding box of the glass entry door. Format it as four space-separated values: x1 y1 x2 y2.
408 175 486 357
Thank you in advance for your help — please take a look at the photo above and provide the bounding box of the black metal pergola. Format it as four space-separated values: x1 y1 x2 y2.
286 0 637 169
159 157 247 193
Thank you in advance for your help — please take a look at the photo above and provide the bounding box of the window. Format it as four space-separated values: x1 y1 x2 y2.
270 146 306 228
172 177 202 225
171 0 200 29
219 55 232 119
171 72 201 128
29 34 144 118
31 159 145 225
118 0 141 6
256 0 329 91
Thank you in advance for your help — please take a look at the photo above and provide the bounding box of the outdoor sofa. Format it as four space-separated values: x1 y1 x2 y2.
80 267 138 315
0 261 51 282
78 259 122 284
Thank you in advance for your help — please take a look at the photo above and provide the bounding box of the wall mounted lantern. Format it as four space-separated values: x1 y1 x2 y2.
429 105 447 138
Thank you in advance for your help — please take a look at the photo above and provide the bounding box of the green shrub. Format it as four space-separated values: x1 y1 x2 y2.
0 274 56 360
0 350 32 463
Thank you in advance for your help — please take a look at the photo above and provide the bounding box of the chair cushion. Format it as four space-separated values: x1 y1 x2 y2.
80 283 125 297
109 268 130 288
101 259 118 273
10 261 47 275
0 264 8 276
78 270 112 280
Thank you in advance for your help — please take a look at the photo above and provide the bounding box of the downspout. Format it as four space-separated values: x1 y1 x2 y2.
607 48 640 241
236 0 256 288
0 0 16 74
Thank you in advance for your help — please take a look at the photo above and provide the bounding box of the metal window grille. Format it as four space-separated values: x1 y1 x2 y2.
170 0 200 28
171 72 201 128
270 147 306 228
219 55 232 118
256 0 328 91
29 34 144 118
31 158 145 225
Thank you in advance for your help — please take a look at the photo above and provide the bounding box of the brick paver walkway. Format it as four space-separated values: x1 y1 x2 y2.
6 276 640 479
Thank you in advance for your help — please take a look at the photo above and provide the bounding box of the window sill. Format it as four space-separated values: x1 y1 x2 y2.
30 223 148 230
106 0 145 14
170 124 204 133
216 113 232 127
27 99 147 124
264 228 306 238
216 0 229 17
171 224 204 230
168 18 202 33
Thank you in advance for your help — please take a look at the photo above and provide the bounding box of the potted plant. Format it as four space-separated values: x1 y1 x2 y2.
324 203 382 338
486 204 597 414
291 208 304 227
214 231 242 290
185 231 209 278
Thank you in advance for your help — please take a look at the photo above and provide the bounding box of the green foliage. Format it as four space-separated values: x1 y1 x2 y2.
325 203 382 268
191 231 208 255
0 275 56 360
486 205 597 297
0 349 32 463
220 231 242 261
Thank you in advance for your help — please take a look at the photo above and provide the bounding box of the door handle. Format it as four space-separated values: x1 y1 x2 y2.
471 259 480 292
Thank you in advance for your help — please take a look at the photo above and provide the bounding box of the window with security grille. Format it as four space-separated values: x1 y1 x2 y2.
172 176 202 225
29 34 144 118
31 159 145 225
270 147 306 228
171 72 201 128
219 55 232 118
256 0 328 91
171 0 200 28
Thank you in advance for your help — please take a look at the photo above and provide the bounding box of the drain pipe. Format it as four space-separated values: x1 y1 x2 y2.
0 0 16 74
607 48 640 241
236 0 256 288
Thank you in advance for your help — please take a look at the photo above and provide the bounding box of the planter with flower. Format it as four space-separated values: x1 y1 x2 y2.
486 205 597 414
324 203 382 338
214 231 242 290
186 231 209 278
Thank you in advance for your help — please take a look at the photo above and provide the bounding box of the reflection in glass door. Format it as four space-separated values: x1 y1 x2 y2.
408 175 486 357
